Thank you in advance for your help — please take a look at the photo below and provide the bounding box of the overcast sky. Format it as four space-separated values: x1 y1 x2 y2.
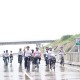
0 0 80 42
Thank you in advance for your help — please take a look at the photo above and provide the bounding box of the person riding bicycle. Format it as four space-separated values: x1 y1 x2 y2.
44 47 49 60
31 49 35 64
59 46 65 66
4 50 9 66
48 46 56 70
44 47 49 66
10 51 13 63
24 46 31 69
2 51 5 63
34 47 41 65
18 48 23 65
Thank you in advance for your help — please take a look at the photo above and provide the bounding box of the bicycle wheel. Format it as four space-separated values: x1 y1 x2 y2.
10 58 12 63
27 61 30 72
37 59 39 69
5 58 8 66
53 63 55 71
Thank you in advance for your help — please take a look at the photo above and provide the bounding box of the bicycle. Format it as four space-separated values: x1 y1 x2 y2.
45 57 49 68
18 55 23 66
36 58 39 69
60 55 64 66
5 57 9 66
50 57 56 71
10 57 13 63
26 56 31 72
34 57 40 71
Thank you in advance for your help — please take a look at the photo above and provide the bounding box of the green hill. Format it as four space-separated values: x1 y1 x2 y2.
42 34 80 52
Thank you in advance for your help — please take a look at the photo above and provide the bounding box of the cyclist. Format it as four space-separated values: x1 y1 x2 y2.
48 46 56 70
44 47 49 66
18 48 23 66
59 46 65 66
44 47 48 60
10 51 13 63
34 47 41 67
24 46 31 70
2 51 5 63
4 50 9 66
31 49 35 64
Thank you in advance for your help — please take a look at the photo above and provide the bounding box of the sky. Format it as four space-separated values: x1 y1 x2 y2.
0 0 80 42
0 0 80 53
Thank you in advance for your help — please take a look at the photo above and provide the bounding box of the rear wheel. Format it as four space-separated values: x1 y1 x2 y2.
19 56 22 66
37 59 39 69
27 61 30 72
60 57 64 66
10 58 12 63
5 58 8 66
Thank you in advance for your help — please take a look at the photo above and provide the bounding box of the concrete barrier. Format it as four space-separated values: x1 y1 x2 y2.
64 52 80 66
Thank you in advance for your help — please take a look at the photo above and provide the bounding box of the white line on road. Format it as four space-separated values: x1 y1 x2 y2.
24 71 33 80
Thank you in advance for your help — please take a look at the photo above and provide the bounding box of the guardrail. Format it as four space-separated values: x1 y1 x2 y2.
65 52 80 62
55 52 80 66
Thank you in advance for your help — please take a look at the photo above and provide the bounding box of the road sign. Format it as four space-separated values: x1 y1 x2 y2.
76 38 80 45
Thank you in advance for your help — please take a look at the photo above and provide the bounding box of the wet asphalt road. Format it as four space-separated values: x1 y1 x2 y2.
0 55 80 80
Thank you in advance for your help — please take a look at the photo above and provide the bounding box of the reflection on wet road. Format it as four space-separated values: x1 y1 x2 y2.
0 55 80 80
0 55 25 80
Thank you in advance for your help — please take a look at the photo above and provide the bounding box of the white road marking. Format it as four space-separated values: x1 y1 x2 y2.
24 71 33 80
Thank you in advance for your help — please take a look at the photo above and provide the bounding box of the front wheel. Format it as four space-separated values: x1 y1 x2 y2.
10 58 13 63
5 58 8 66
60 57 64 66
18 55 22 66
37 59 39 69
27 61 30 72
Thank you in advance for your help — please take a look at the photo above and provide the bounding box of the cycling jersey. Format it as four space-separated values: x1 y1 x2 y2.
4 52 9 57
25 50 31 57
18 51 23 56
48 50 55 59
34 50 41 57
59 49 65 56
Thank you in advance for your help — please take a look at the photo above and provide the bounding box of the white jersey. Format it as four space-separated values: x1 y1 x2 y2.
18 51 23 56
59 49 65 56
4 52 9 57
48 50 55 59
34 50 41 57
3 52 5 57
25 50 31 57
44 51 49 57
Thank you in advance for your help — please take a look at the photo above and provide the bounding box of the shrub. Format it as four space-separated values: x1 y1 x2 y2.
61 35 72 41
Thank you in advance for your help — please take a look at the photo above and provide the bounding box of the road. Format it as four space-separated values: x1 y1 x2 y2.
0 55 80 80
